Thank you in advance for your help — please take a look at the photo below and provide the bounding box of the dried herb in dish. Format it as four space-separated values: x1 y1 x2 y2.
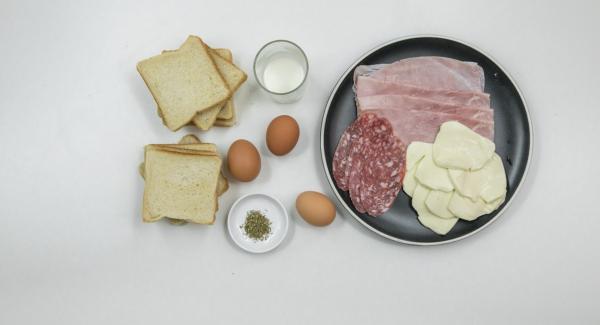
241 210 272 241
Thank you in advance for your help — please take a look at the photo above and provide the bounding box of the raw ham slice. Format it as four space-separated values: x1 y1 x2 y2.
355 76 490 108
368 108 493 143
354 57 485 92
358 94 494 123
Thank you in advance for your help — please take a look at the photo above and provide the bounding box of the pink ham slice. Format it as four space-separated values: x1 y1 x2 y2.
358 94 494 123
355 76 490 109
354 56 485 92
353 57 494 142
368 108 493 143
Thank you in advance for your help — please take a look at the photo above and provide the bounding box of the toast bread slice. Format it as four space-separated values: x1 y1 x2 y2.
137 36 230 131
142 148 221 224
191 46 246 130
214 102 237 127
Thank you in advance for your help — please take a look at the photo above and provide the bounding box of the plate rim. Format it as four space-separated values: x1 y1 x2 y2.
319 34 534 246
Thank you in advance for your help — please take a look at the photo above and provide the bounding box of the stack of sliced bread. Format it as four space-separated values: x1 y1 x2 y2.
137 35 246 131
140 135 228 224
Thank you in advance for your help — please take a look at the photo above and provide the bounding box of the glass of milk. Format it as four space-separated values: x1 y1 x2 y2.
253 40 308 103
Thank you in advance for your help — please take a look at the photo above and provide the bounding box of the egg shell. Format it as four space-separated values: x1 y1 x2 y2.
266 115 300 156
227 139 261 182
295 191 336 226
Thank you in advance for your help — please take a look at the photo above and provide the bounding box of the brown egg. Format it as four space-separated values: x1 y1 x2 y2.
266 115 300 156
227 139 261 182
295 191 336 226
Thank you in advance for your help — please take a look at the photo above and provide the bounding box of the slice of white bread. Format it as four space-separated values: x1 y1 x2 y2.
176 135 229 195
213 49 235 120
154 47 239 128
214 102 237 127
216 93 235 120
139 136 229 195
137 36 230 131
139 135 229 226
152 143 218 153
190 49 233 129
191 46 246 130
167 135 228 225
156 49 230 127
142 146 221 224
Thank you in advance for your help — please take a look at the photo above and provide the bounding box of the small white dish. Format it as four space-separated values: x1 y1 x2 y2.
227 193 289 254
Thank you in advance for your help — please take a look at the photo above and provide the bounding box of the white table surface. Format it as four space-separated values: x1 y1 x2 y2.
1 0 599 324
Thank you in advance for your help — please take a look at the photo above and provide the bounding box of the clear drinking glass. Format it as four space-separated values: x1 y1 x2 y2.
253 40 309 103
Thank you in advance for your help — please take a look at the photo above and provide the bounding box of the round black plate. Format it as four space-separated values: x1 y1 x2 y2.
320 36 532 245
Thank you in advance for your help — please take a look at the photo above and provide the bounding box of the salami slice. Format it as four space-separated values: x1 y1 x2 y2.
332 126 354 191
357 122 405 216
346 114 378 212
353 113 405 216
332 113 372 191
333 113 406 216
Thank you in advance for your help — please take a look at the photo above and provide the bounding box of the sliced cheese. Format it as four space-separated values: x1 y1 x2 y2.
418 213 459 236
411 184 430 214
486 194 506 214
402 162 419 197
403 142 431 197
448 191 506 221
425 190 455 219
448 153 507 203
406 141 431 171
415 151 454 192
412 184 458 235
432 121 495 171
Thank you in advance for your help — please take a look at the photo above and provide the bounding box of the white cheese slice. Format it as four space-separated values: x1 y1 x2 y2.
418 213 459 236
448 154 507 203
448 191 506 221
406 141 431 171
487 194 506 212
425 190 455 219
432 121 495 171
412 184 458 235
415 151 454 192
411 184 430 214
403 142 432 197
402 162 419 197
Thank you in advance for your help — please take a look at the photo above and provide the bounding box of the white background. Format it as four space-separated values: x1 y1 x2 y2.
1 0 599 324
